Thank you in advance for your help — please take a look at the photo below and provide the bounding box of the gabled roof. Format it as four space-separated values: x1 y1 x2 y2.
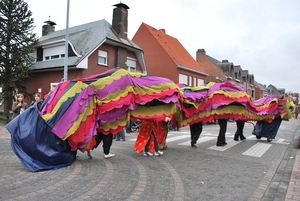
35 20 144 70
254 81 268 91
197 52 227 81
140 23 206 75
234 65 242 74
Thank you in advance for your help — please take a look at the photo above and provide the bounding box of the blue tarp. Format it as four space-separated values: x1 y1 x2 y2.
6 104 77 172
252 117 282 139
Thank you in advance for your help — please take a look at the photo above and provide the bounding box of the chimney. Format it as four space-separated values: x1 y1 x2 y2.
196 49 206 61
42 20 56 36
159 29 166 34
112 3 129 39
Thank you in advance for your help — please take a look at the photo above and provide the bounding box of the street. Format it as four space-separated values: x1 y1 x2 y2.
0 119 299 201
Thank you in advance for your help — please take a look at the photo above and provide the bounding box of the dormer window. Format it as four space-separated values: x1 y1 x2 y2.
98 50 108 65
44 54 64 61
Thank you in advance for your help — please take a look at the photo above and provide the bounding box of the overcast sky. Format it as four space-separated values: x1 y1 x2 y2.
25 0 300 93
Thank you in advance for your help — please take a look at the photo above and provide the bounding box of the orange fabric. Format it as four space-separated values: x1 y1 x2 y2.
154 121 168 149
133 120 168 153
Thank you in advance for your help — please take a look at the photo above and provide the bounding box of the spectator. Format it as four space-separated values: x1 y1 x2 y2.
31 92 42 105
12 93 28 119
116 128 126 141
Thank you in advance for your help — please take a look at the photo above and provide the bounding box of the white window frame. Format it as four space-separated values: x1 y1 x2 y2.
98 50 108 65
179 74 188 85
50 82 59 90
127 57 137 72
197 78 204 86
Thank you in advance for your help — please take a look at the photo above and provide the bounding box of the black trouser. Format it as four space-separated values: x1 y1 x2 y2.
190 121 203 145
217 119 227 144
235 121 245 138
93 132 113 155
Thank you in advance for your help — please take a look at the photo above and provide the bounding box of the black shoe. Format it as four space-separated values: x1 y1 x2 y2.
216 143 227 146
240 136 246 141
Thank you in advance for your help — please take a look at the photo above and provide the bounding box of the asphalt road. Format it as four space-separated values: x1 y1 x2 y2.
1 118 299 201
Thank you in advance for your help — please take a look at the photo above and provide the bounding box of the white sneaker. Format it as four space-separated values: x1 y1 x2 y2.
104 153 115 158
143 152 153 156
154 151 163 156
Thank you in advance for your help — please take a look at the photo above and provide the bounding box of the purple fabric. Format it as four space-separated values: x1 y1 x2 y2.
52 87 95 139
98 104 134 124
252 95 276 105
95 75 176 100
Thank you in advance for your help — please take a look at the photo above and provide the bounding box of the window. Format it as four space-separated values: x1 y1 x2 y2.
50 82 59 90
179 74 188 85
50 55 60 59
43 45 65 61
127 58 137 72
98 50 108 65
197 78 204 86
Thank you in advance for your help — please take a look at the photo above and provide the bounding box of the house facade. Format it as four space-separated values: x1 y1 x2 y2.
26 3 146 102
255 81 269 99
196 50 257 99
132 23 207 86
195 49 227 83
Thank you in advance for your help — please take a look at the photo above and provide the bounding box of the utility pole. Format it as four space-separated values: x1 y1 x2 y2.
63 0 70 81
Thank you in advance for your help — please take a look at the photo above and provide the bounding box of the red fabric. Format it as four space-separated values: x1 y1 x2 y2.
133 120 168 153
67 108 97 150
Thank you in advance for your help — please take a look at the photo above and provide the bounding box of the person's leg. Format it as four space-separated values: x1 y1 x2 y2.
152 132 159 152
152 131 163 156
143 134 153 156
190 122 202 147
93 132 104 149
238 121 246 140
217 119 227 146
116 132 120 141
234 121 239 141
121 129 126 141
102 133 114 157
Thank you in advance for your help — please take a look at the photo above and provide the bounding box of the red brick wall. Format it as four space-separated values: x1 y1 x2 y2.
24 43 142 105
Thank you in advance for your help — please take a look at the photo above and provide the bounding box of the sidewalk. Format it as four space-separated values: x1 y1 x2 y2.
285 148 300 201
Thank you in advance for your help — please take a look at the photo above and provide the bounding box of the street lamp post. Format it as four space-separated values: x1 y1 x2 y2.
63 0 70 81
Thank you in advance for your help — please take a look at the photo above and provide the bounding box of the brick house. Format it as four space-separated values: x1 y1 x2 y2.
132 23 207 86
196 49 257 99
195 49 227 83
255 81 269 99
26 3 146 102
